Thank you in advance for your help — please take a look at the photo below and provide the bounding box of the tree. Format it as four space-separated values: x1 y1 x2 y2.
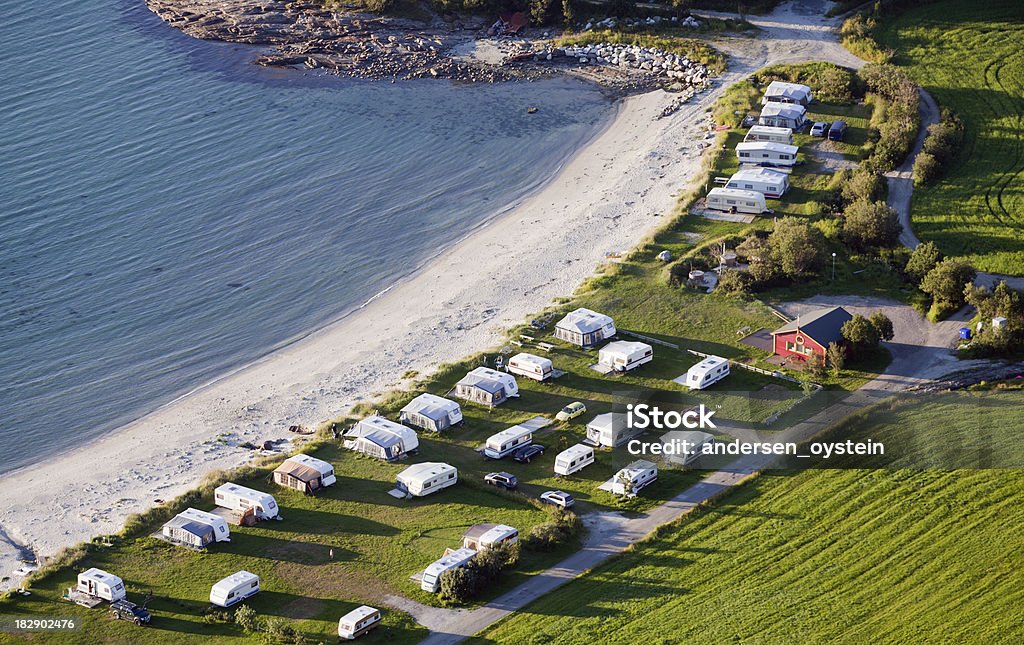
905 241 942 284
767 217 825 277
841 168 885 204
841 200 901 250
912 151 940 186
826 342 846 377
920 258 977 312
869 311 894 341
842 314 880 348
561 0 575 28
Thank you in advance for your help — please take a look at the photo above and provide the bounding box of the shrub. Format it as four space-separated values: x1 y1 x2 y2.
841 168 885 204
912 152 940 186
827 342 846 377
841 200 901 250
768 217 825 277
914 110 964 186
920 258 977 313
715 268 752 295
439 567 477 604
235 605 259 633
859 63 920 171
905 241 942 284
523 509 581 552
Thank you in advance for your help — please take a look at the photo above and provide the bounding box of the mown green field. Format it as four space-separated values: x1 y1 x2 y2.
875 0 1024 274
473 388 1024 643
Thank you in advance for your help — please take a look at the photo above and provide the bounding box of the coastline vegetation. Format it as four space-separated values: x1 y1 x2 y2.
556 30 727 73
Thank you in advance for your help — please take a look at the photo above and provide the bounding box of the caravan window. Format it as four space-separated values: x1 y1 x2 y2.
768 185 777 191
780 154 792 160
423 481 432 489
227 591 236 599
448 473 455 479
744 183 753 189
739 152 750 158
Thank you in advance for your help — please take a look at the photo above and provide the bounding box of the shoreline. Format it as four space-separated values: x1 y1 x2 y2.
0 84 722 585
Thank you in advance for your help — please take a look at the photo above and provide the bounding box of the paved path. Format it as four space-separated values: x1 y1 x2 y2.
888 88 940 249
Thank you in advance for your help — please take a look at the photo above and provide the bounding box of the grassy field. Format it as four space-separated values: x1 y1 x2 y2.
875 0 1024 274
473 388 1024 643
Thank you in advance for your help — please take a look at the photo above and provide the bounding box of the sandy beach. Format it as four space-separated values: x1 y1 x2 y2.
0 84 730 584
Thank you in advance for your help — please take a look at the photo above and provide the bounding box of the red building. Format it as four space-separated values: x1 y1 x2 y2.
771 306 853 366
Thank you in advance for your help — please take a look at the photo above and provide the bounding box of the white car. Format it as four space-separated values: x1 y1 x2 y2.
539 490 575 509
810 121 829 137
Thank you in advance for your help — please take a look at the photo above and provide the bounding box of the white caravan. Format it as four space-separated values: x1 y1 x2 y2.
686 356 730 390
214 483 279 521
607 460 659 496
179 508 231 542
346 416 420 461
421 548 477 593
210 570 260 608
762 80 812 105
454 367 520 407
726 167 790 199
736 141 799 167
554 308 617 347
660 430 716 467
706 188 769 215
395 462 458 497
507 353 554 382
554 444 595 476
462 524 519 551
400 393 463 432
338 606 382 640
586 412 639 448
484 425 533 459
743 125 794 145
598 341 653 373
757 102 807 130
76 568 126 602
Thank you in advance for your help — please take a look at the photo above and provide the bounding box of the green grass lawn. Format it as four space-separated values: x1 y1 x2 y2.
473 389 1024 643
875 0 1024 274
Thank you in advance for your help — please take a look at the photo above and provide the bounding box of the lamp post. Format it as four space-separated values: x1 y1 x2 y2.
831 252 837 281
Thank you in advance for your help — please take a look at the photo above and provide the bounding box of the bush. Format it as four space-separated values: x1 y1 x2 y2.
905 241 941 284
912 152 940 187
768 217 825 277
715 268 752 295
523 509 581 552
439 567 477 604
841 200 901 250
841 168 885 204
859 63 920 171
235 605 259 633
920 258 977 313
914 110 964 186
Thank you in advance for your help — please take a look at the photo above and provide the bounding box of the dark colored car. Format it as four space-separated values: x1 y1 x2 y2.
484 472 518 490
828 120 848 141
513 444 545 463
109 599 152 625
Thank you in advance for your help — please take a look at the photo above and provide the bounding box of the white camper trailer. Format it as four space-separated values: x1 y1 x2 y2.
180 508 231 542
76 568 126 602
395 462 458 497
554 443 595 476
400 393 463 432
757 102 807 130
726 167 790 198
743 125 794 145
421 548 477 593
606 460 658 496
660 430 715 466
585 412 640 448
686 356 730 390
507 353 554 382
454 367 519 407
761 80 813 105
462 524 519 551
338 606 382 640
706 188 769 215
598 341 653 373
346 416 419 461
162 514 217 549
210 571 260 608
484 425 533 459
736 142 799 167
273 453 337 494
554 308 617 347
214 483 279 521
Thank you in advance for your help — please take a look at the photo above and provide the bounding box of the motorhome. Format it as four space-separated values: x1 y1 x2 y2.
761 80 812 105
345 416 419 461
214 483 279 521
598 341 653 373
462 524 519 551
757 102 807 130
400 393 463 432
726 167 790 198
585 412 640 448
606 460 658 496
506 352 554 382
706 188 769 215
454 367 519 407
553 308 617 347
736 141 799 167
554 443 595 476
273 453 336 494
76 568 126 602
686 356 730 390
743 125 793 145
395 462 458 497
338 606 382 640
421 548 477 593
484 425 533 459
210 571 260 608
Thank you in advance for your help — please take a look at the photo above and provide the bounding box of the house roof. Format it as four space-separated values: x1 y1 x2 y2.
771 306 854 347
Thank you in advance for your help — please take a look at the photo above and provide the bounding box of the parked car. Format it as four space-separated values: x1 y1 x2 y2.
556 402 587 422
810 121 829 137
109 599 151 625
539 490 575 509
513 444 545 463
828 120 848 141
484 472 518 490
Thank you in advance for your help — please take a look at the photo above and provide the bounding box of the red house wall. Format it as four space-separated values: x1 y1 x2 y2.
773 330 827 364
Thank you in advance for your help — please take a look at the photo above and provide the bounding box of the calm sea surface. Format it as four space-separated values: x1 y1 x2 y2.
0 0 614 473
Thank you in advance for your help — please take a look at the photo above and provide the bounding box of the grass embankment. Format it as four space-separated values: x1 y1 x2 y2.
474 387 1024 643
873 0 1024 274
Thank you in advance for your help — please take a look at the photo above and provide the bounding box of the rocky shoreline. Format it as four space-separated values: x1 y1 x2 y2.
146 0 713 92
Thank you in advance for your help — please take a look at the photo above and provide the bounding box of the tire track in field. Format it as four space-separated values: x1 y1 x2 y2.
991 41 1024 227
